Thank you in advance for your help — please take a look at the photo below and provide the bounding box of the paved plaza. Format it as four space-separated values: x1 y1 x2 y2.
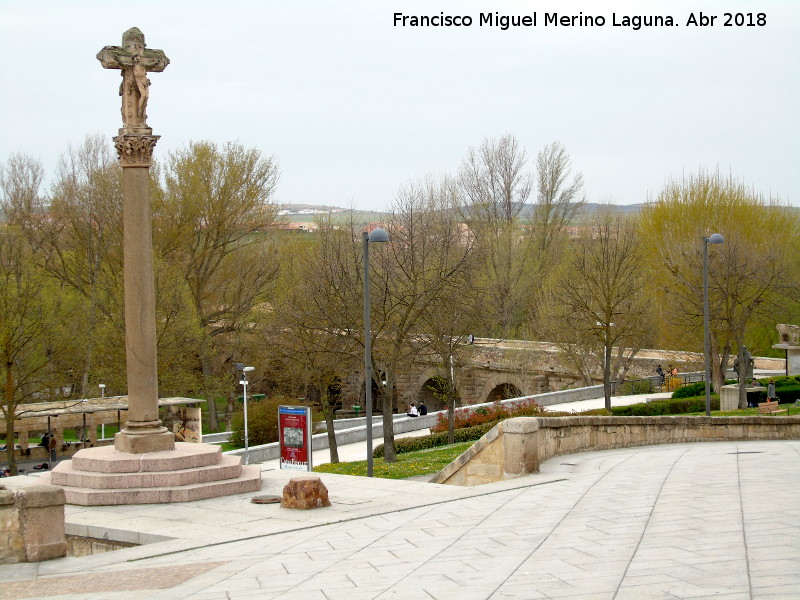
2 439 799 599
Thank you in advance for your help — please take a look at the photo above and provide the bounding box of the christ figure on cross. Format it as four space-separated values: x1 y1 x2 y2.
97 27 169 129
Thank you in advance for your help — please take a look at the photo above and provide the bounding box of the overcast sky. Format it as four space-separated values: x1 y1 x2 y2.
1 0 798 210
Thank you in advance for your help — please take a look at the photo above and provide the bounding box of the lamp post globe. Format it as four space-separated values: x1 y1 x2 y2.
703 233 724 416
363 226 389 477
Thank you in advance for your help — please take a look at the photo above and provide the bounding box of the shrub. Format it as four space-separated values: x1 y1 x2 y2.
754 375 800 388
373 422 495 458
611 396 720 416
230 396 318 447
672 382 706 399
430 398 543 433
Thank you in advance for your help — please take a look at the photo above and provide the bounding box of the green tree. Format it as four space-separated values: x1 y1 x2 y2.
640 170 800 404
156 141 280 431
0 227 78 474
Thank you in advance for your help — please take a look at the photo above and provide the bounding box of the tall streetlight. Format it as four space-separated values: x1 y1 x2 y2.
703 233 725 416
236 363 255 465
363 227 389 477
99 383 106 439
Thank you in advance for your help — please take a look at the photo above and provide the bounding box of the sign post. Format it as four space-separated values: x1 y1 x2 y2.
278 405 313 471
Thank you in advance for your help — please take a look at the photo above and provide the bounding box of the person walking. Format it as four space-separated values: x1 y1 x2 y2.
767 380 777 402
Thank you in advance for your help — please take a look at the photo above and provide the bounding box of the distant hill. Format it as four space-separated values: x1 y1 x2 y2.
280 202 645 219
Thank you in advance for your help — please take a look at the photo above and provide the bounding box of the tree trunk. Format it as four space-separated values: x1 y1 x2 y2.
603 342 612 411
225 388 235 432
710 335 729 393
200 352 219 432
5 364 18 476
447 394 455 446
381 381 396 463
325 403 339 464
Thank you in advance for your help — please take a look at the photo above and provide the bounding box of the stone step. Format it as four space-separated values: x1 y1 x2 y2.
40 465 263 506
70 443 222 473
49 454 244 489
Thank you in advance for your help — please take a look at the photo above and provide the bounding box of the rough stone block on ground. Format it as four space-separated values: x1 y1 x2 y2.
281 475 331 510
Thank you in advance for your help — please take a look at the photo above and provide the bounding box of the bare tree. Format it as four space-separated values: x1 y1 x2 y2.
265 229 363 462
458 134 533 335
0 153 45 226
368 177 479 460
533 141 585 257
539 210 650 410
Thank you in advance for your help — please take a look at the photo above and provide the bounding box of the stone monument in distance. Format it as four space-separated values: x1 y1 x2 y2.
97 28 174 454
38 29 261 504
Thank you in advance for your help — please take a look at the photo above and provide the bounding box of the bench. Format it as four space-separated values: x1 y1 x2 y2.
758 401 787 415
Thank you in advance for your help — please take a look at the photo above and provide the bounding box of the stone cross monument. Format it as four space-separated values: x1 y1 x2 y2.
97 28 174 454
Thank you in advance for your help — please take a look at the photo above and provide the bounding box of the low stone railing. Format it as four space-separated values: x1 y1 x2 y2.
0 484 67 563
432 415 800 486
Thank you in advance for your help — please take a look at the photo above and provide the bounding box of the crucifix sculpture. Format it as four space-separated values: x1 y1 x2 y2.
97 28 174 454
97 27 169 131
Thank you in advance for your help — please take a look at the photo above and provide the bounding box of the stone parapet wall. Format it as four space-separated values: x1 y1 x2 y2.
0 484 67 563
433 416 800 486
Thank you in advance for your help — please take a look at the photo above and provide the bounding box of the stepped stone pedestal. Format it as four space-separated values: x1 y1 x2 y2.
41 443 261 505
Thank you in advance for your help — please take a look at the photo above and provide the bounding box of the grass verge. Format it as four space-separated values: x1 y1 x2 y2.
314 441 473 479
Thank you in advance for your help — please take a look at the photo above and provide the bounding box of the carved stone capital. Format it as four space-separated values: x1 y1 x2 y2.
113 134 160 167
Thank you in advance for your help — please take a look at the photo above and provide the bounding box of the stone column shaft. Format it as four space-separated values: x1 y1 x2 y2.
113 133 174 454
123 167 159 420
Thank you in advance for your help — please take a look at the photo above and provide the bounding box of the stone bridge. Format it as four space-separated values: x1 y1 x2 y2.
340 338 769 414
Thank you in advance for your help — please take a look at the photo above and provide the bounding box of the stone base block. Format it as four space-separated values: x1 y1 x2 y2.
114 429 175 454
43 466 262 506
281 475 331 510
50 455 244 489
43 443 262 505
70 443 222 473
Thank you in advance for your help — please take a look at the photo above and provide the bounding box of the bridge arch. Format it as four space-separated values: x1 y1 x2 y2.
414 369 468 412
479 374 526 403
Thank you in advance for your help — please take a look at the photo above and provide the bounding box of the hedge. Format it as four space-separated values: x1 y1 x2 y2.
611 396 720 416
672 382 706 399
372 422 496 458
672 376 800 401
754 385 800 404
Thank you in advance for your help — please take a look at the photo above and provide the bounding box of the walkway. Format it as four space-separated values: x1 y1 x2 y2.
3 439 799 599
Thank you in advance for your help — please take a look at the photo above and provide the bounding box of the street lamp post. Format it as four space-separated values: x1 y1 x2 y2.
363 227 389 478
703 233 725 416
236 364 255 465
99 384 106 439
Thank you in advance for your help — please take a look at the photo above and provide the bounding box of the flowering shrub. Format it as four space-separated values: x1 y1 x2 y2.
430 398 543 433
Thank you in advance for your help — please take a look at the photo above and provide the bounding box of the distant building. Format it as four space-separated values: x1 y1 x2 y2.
279 222 319 233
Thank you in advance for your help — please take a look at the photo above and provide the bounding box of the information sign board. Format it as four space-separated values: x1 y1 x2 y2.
278 405 313 471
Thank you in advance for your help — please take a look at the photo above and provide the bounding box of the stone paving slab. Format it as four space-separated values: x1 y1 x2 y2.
1 440 799 599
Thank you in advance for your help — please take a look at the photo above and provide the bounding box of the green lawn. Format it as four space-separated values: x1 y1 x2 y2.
314 441 474 479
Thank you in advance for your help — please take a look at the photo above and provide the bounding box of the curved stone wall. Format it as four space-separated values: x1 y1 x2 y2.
432 415 800 486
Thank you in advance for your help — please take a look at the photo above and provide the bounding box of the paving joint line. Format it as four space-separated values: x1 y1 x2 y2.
376 482 537 598
610 447 690 600
122 477 568 563
737 444 754 600
485 452 639 599
263 494 451 600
